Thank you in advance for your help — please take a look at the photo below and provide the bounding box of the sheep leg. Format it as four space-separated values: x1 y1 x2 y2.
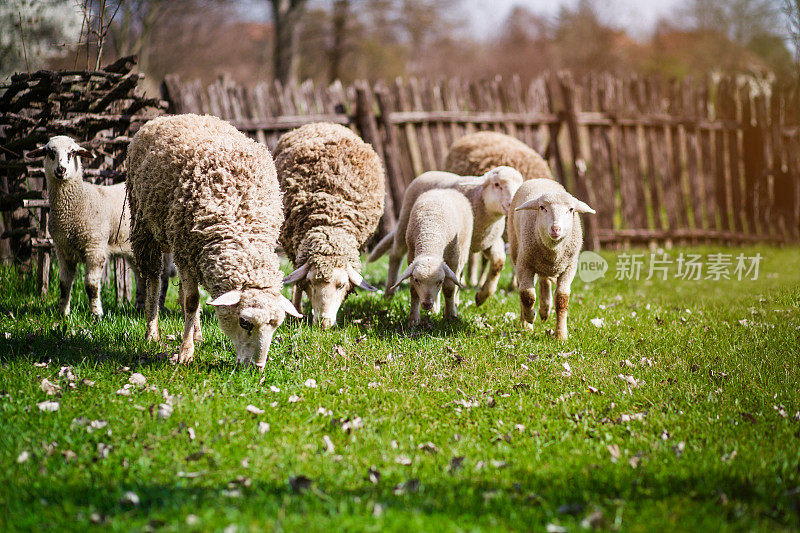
408 284 421 327
56 250 76 316
175 271 200 364
144 275 161 342
538 276 553 321
477 255 489 286
132 263 147 311
384 241 407 299
433 291 441 313
467 252 481 286
554 267 576 340
517 267 537 330
291 283 303 312
476 239 505 307
84 254 106 318
442 281 457 320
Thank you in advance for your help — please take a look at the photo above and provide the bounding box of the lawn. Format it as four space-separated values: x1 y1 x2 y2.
1 245 799 532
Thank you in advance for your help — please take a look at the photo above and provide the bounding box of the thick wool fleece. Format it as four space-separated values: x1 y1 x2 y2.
274 122 385 278
126 114 284 299
444 131 553 181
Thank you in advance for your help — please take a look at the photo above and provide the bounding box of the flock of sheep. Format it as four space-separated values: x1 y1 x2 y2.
30 114 594 369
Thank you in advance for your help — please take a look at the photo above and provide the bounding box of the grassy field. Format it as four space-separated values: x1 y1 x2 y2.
1 245 799 532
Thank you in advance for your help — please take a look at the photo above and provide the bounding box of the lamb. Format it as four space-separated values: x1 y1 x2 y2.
508 179 595 340
126 114 301 368
275 122 385 329
369 166 523 306
27 136 150 318
443 130 554 286
389 189 472 326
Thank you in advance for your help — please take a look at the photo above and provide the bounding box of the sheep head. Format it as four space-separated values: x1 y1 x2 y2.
209 288 301 369
28 136 92 183
283 262 377 329
516 191 595 244
468 166 523 216
390 255 464 310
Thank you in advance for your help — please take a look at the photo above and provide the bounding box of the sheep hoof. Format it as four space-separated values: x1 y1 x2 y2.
171 350 194 365
146 330 160 343
555 329 568 340
475 290 489 307
539 310 549 321
521 320 535 331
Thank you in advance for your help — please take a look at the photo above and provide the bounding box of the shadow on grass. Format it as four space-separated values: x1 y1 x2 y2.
5 469 795 529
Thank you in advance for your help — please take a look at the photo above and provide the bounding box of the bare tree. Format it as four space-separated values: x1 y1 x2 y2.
270 0 308 85
328 0 349 82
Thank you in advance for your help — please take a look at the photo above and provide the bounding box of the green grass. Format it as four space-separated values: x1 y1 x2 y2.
1 245 799 532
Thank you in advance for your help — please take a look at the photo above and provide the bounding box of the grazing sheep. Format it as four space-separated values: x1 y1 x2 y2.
389 189 472 326
369 166 522 306
275 122 384 329
508 179 595 340
126 114 301 368
443 131 554 286
27 135 149 318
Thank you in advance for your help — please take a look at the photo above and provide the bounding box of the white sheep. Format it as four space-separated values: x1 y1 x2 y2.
508 179 595 339
126 114 301 368
369 166 522 306
389 189 472 326
27 136 146 317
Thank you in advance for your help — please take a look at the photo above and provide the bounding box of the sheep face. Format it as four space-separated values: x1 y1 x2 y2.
211 288 302 368
30 136 91 182
479 166 524 216
391 256 464 309
284 263 377 329
516 192 595 244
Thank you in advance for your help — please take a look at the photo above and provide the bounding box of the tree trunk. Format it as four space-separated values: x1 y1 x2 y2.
271 0 307 85
328 0 349 83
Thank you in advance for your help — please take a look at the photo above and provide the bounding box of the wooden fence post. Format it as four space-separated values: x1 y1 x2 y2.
354 83 396 236
558 72 599 251
374 84 407 219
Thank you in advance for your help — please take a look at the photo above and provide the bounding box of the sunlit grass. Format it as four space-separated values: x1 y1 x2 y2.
1 245 799 531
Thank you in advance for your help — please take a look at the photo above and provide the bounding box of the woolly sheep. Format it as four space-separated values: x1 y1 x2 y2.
275 122 385 329
27 136 149 318
126 114 301 368
508 179 595 340
389 189 472 326
443 131 554 286
369 166 522 306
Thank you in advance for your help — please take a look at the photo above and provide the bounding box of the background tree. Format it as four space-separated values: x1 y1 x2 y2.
0 0 83 80
270 0 308 85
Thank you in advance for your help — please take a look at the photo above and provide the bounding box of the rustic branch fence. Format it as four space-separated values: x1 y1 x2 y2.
2 69 798 294
0 56 167 295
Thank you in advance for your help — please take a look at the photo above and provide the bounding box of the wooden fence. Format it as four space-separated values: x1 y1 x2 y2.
163 73 800 249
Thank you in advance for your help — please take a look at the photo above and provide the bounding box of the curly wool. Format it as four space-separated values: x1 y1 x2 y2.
274 122 385 278
126 114 283 298
444 131 553 180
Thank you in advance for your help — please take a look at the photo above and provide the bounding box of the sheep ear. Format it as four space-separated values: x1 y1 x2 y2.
389 263 415 291
279 294 303 318
573 200 596 214
74 147 93 158
347 264 378 292
209 290 241 307
456 175 486 188
283 263 309 284
27 147 46 159
515 196 544 211
442 263 465 289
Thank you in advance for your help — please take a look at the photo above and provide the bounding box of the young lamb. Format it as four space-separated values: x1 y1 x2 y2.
369 166 523 306
443 131 554 286
389 189 472 326
508 179 595 340
275 122 385 329
27 136 148 318
126 114 301 368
